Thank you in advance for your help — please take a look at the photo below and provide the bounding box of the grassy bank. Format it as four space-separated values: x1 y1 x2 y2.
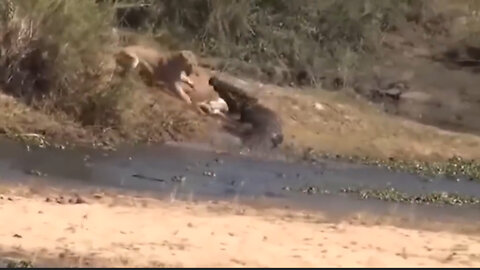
136 0 480 86
0 0 212 149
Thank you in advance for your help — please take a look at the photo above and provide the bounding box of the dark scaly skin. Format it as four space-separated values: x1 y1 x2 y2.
208 76 257 114
240 102 283 149
209 76 283 149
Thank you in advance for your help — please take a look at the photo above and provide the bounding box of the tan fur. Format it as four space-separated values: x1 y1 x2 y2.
114 45 198 104
114 45 229 117
182 67 229 118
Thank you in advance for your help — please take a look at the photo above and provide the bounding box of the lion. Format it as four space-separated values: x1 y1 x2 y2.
114 45 198 104
179 66 229 118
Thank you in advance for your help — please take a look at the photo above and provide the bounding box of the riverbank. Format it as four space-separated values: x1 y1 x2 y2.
3 1 480 168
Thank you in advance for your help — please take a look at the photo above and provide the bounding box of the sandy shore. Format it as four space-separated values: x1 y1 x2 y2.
0 187 479 267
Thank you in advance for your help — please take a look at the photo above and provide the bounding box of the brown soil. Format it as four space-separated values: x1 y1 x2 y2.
4 66 480 162
3 36 480 162
219 76 480 162
0 185 479 267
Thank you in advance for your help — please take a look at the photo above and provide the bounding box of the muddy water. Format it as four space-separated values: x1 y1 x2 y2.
0 139 479 222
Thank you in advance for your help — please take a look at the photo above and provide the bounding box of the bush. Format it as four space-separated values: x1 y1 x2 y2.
0 0 125 127
107 0 479 87
126 0 437 86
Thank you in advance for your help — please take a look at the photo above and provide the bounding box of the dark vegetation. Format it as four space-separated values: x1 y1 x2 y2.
111 0 480 86
1 0 480 159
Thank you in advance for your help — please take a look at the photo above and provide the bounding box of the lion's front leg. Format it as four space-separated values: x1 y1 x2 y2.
180 71 194 88
131 56 140 69
173 82 192 104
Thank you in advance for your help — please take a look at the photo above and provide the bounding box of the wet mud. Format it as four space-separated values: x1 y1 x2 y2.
0 139 479 224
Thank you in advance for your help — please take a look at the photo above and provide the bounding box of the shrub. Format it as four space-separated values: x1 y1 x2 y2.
121 0 440 86
0 0 125 127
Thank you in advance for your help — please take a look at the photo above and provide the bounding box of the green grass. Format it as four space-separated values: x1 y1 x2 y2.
0 0 207 148
0 0 123 125
340 187 480 206
297 185 480 206
304 150 480 182
125 0 480 86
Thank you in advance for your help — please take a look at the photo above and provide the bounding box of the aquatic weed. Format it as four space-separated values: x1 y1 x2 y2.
340 187 480 206
304 149 480 182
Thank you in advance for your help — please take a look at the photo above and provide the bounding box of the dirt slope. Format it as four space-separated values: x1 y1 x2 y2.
213 74 480 162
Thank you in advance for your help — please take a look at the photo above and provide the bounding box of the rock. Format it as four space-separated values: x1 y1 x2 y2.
25 169 46 177
75 196 87 204
171 175 186 183
383 88 402 100
56 197 65 204
203 171 216 177
314 102 325 111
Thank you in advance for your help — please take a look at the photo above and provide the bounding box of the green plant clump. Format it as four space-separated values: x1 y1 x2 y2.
340 187 480 206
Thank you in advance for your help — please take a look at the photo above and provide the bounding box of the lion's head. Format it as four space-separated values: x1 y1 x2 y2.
171 50 198 76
